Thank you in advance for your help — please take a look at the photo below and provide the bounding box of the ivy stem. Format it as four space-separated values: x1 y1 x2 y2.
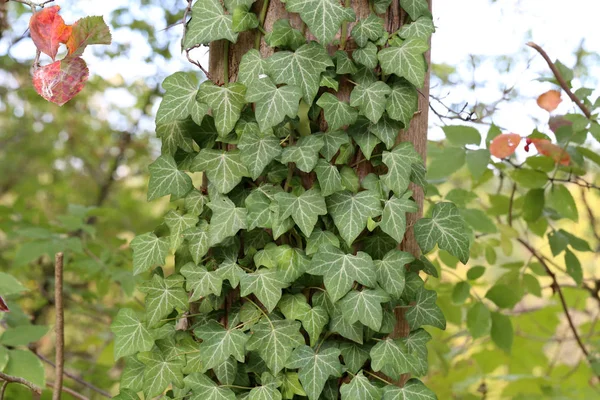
339 0 351 50
254 0 271 50
223 40 230 85
363 369 393 385
245 297 273 329
222 385 253 390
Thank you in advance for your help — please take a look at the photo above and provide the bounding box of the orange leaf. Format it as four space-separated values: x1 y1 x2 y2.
33 57 89 106
29 5 72 60
489 133 522 158
537 90 562 112
66 16 112 57
528 138 570 165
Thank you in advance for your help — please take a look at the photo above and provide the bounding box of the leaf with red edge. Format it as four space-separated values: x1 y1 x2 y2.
33 57 89 106
537 90 562 112
66 16 112 57
0 296 9 312
489 133 522 159
527 138 570 165
29 5 72 60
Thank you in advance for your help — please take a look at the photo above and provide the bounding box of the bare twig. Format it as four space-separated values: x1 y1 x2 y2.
185 45 211 80
581 187 600 243
527 42 592 119
47 382 89 400
0 381 8 400
507 183 517 227
53 252 64 400
0 372 42 396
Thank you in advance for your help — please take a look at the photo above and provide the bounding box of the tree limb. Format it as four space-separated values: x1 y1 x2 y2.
47 382 89 400
0 372 42 396
53 252 64 400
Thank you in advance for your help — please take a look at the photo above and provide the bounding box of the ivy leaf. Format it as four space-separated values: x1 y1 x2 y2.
110 309 154 360
181 262 224 301
301 306 329 346
282 372 307 399
378 38 429 88
305 229 340 255
113 389 141 400
249 381 282 400
374 250 413 299
216 260 245 288
350 129 381 160
280 135 325 173
317 93 358 131
184 0 238 47
405 286 446 330
340 371 381 400
335 50 358 74
120 356 145 392
274 188 327 237
238 124 282 179
197 82 246 137
326 190 383 246
185 372 236 400
267 42 334 103
398 16 435 40
339 343 370 374
156 119 196 156
307 245 377 303
330 304 364 343
278 294 311 320
368 115 401 150
381 143 422 198
381 196 418 243
286 346 343 400
338 287 391 331
208 197 248 246
28 6 71 60
238 49 267 88
414 202 470 263
314 159 344 197
131 232 169 275
246 189 277 229
138 346 185 398
353 42 378 69
155 72 199 125
240 269 290 312
382 378 436 400
183 221 210 264
351 14 385 47
386 79 418 127
246 76 303 132
148 155 192 201
246 320 305 373
232 6 259 32
265 19 306 50
285 0 356 45
399 0 430 20
403 328 431 376
214 357 237 385
195 321 249 369
65 15 112 57
192 149 248 194
350 81 391 124
139 274 188 327
165 210 198 250
370 338 414 380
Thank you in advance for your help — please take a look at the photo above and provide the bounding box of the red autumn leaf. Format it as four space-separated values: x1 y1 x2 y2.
489 133 522 158
537 90 562 112
526 138 570 165
0 296 9 312
33 57 89 106
29 5 72 60
66 16 112 57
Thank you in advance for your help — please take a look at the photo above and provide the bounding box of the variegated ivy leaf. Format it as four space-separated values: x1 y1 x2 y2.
207 196 248 246
184 372 236 400
285 0 355 45
374 250 413 299
307 245 377 303
305 228 340 255
110 308 154 360
381 195 418 243
370 338 414 380
184 0 238 48
405 286 446 330
300 306 329 346
350 81 391 124
183 221 210 264
314 159 344 197
232 6 259 32
278 293 311 321
286 346 343 400
246 319 305 374
326 190 383 246
335 50 358 74
399 16 435 39
351 14 385 47
147 155 192 201
138 346 185 398
156 118 196 156
280 135 325 173
267 42 334 104
274 188 327 237
194 321 249 370
181 262 224 301
316 93 358 131
246 76 303 132
402 328 431 376
254 245 311 283
339 342 370 374
131 232 169 275
265 19 305 50
197 82 246 137
414 202 470 263
353 42 378 69
382 378 436 400
381 142 423 196
399 0 430 20
138 274 188 327
338 287 391 331
238 123 282 179
164 210 198 250
240 269 290 312
155 72 199 125
238 49 267 88
340 371 381 400
378 38 429 88
216 260 245 288
386 79 418 127
316 131 352 162
192 149 248 194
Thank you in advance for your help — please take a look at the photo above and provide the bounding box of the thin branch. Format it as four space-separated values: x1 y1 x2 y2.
47 383 89 400
507 183 517 227
185 44 211 80
0 381 7 400
0 372 42 395
548 176 600 191
526 42 592 119
580 187 600 243
53 252 64 400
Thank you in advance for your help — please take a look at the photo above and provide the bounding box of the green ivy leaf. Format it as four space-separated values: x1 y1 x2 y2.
184 0 238 47
351 14 385 47
138 345 185 398
381 142 423 196
156 118 196 156
378 38 429 87
339 343 369 374
216 260 245 288
238 124 282 179
399 0 430 20
317 93 358 131
278 293 311 320
317 131 352 161
265 19 306 50
301 306 329 346
192 149 248 194
113 389 140 400
181 263 224 301
131 232 169 275
340 371 381 400
207 197 248 245
330 304 364 343
381 195 418 243
370 338 414 380
238 49 267 88
338 287 391 331
274 188 327 237
305 229 340 255
280 135 325 173
414 202 470 263
249 381 282 400
314 159 344 197
353 42 379 69
350 81 391 124
403 328 431 376
183 221 211 264
197 82 246 137
326 190 383 246
285 0 356 44
287 346 343 400
405 286 446 330
185 372 236 400
246 320 305 373
232 6 259 32
308 245 377 303
246 77 303 132
165 210 198 250
139 274 188 327
110 309 154 360
282 372 307 399
120 356 145 392
386 79 418 127
382 378 436 400
399 16 435 39
148 155 192 201
155 72 199 125
374 250 413 299
240 269 290 312
335 50 358 74
194 320 249 369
